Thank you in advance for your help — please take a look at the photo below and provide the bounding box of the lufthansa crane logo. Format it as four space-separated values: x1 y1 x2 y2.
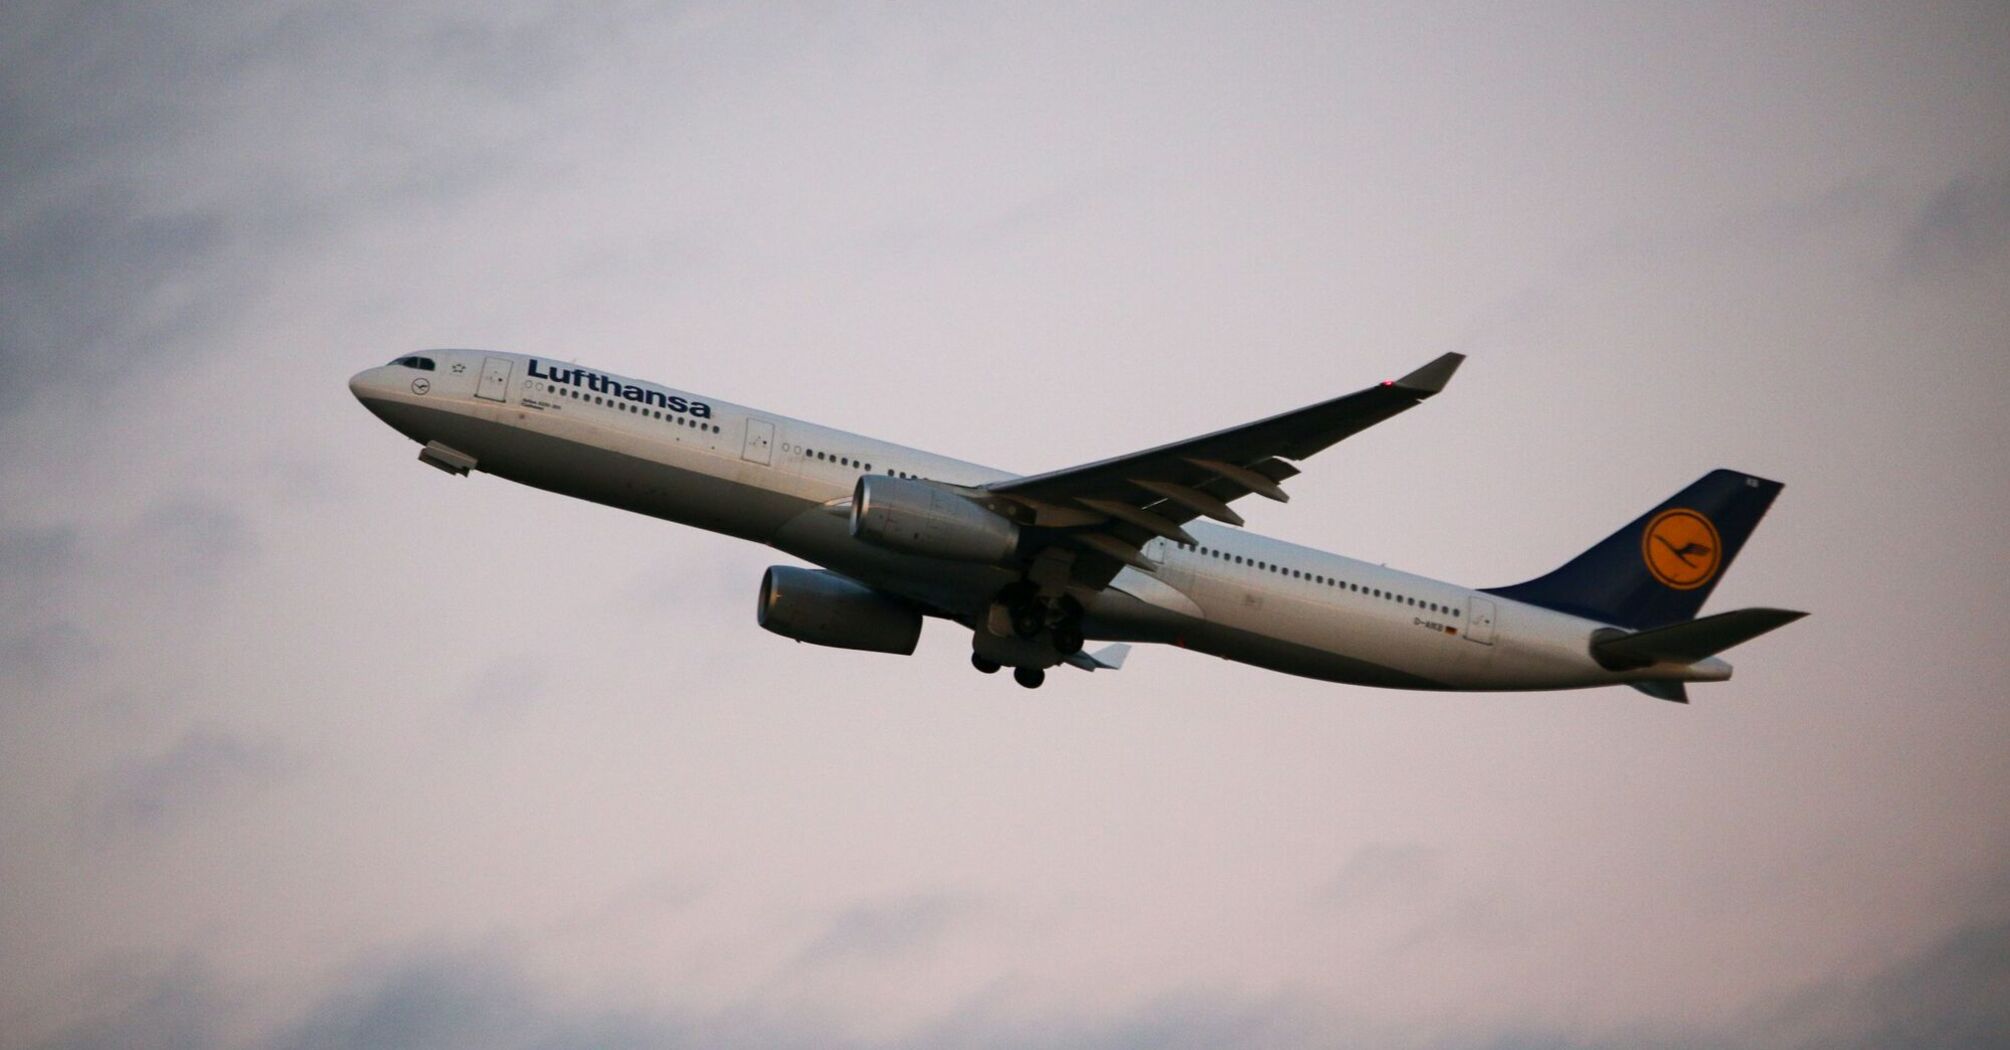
1642 508 1721 590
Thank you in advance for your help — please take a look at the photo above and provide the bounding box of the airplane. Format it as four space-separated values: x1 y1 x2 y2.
349 350 1803 700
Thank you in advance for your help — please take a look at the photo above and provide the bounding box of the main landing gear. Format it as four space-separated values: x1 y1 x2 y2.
971 580 1087 689
971 653 1046 689
995 582 1084 655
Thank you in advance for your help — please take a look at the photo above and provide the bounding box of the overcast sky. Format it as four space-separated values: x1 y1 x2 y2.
3 3 2008 1048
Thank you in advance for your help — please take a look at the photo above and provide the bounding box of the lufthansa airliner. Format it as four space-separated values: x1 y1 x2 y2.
351 350 1801 698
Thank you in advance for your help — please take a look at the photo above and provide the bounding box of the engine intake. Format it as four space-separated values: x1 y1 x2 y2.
850 475 1020 564
757 566 922 655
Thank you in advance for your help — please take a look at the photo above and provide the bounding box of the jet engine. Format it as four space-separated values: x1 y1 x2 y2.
757 566 922 655
849 475 1020 563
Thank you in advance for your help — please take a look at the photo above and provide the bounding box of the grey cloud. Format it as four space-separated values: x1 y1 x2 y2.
1753 914 2010 1050
0 620 99 695
0 523 78 586
454 661 549 722
36 943 1302 1050
918 993 1326 1050
0 184 232 413
257 946 822 1050
0 525 92 693
0 0 612 415
27 917 2010 1050
1 0 245 415
128 495 255 584
1324 841 1443 907
269 948 639 1050
30 955 223 1050
793 892 976 969
75 723 284 838
1896 171 2010 281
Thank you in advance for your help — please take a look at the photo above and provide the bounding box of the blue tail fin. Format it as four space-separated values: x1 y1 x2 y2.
1484 470 1784 630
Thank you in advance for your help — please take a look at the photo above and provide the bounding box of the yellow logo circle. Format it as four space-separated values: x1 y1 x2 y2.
1642 508 1721 590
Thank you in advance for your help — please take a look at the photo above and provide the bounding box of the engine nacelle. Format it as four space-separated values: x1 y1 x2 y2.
757 566 922 655
849 475 1020 563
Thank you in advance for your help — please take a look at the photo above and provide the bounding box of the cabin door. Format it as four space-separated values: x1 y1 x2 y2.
476 356 513 402
1464 596 1497 645
741 418 775 465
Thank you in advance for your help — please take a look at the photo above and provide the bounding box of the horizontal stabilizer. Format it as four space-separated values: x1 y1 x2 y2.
1630 680 1689 704
1594 607 1807 671
1064 643 1131 672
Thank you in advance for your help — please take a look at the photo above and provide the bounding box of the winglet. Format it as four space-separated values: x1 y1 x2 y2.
1393 352 1465 394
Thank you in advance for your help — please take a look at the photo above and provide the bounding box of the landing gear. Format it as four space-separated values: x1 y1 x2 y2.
971 654 1001 674
1013 667 1046 689
995 582 1086 649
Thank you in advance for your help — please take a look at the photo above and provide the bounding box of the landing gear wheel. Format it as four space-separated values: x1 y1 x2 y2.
1051 626 1084 656
971 654 1001 674
1013 667 1046 689
1010 604 1045 639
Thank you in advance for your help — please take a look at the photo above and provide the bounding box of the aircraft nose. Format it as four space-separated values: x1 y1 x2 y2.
348 366 383 401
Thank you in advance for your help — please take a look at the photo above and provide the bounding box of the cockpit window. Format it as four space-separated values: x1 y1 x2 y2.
387 355 438 371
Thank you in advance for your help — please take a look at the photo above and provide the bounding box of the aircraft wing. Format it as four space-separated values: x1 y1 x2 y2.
984 352 1463 587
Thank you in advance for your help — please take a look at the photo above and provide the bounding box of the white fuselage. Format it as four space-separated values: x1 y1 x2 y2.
350 350 1730 692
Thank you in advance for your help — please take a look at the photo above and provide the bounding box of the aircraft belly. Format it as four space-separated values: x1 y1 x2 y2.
359 396 810 541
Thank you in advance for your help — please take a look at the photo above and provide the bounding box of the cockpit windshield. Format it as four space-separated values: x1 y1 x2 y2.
388 355 437 371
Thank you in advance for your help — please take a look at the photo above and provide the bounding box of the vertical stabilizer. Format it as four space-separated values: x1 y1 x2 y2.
1485 470 1783 630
